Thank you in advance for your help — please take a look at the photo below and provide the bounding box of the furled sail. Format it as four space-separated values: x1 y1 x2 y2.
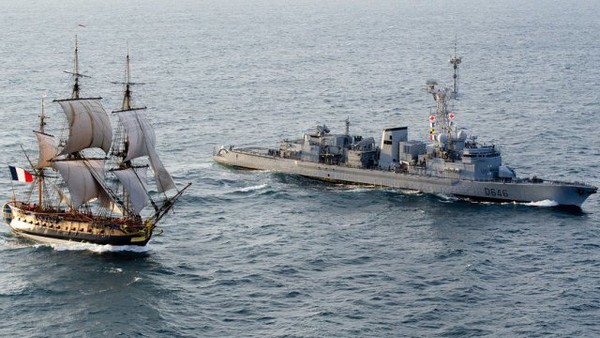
34 132 58 169
113 167 149 214
56 99 112 154
116 109 176 193
53 159 112 209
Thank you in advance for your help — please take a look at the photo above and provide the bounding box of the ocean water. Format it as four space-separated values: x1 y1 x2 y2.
1 0 599 337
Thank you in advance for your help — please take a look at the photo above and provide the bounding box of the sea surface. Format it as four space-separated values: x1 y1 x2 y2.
1 0 599 337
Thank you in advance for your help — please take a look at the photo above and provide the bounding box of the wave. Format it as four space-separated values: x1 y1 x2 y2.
236 184 268 193
434 193 460 202
399 189 424 196
0 233 33 251
332 186 375 193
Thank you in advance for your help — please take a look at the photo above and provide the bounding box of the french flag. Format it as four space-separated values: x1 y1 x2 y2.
9 166 33 183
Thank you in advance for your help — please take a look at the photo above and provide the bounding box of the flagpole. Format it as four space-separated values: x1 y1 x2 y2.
9 169 16 202
18 145 37 206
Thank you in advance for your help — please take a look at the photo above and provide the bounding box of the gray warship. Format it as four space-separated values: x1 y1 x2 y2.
214 62 597 209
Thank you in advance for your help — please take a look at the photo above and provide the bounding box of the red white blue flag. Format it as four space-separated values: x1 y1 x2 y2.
9 166 33 183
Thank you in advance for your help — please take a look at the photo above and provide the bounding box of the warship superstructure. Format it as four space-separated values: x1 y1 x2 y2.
214 61 597 209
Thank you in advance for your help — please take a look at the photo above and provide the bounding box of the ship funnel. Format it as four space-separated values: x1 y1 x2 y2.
379 127 408 169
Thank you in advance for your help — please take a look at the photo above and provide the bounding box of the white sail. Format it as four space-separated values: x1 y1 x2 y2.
57 99 112 154
113 167 149 214
148 148 176 193
53 159 112 209
116 108 176 193
34 132 58 169
52 183 72 208
116 109 155 161
108 201 124 215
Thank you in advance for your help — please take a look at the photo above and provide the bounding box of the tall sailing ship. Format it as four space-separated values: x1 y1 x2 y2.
3 38 190 246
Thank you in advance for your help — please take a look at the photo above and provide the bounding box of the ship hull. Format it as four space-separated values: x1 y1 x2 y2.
3 202 153 246
214 148 597 209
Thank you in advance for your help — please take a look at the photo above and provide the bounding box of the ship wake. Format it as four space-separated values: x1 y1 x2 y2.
521 200 560 208
35 242 151 253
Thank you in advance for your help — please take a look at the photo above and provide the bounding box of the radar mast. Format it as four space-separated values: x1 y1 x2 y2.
449 41 462 97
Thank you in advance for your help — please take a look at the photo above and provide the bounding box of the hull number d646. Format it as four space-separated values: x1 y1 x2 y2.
484 188 508 198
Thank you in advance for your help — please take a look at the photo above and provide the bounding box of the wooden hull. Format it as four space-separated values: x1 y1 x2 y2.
3 202 153 246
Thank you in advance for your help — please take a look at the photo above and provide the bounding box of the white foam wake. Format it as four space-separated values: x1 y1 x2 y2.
37 242 150 253
522 200 559 208
237 184 268 192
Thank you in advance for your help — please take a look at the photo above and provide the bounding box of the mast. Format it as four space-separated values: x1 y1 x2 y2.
114 49 145 163
37 97 46 206
39 96 47 133
114 50 135 166
110 50 189 221
449 41 461 97
53 37 121 213
113 49 145 168
122 51 133 111
34 95 60 208
433 88 451 134
426 82 455 145
345 117 350 136
112 51 150 217
56 36 111 157
71 35 80 99
63 35 91 100
113 51 176 195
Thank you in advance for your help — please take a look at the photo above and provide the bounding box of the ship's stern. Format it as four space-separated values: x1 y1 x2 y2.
2 202 13 225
